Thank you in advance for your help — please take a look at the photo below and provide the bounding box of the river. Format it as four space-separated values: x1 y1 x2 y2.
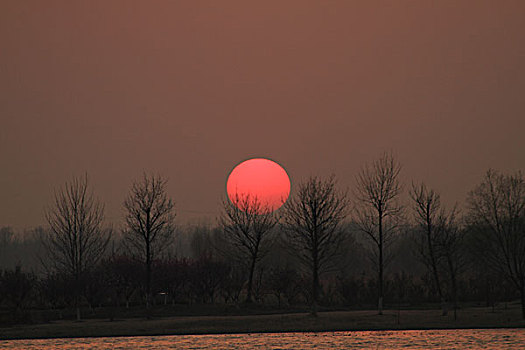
1 328 524 349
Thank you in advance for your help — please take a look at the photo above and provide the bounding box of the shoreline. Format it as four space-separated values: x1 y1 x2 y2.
1 325 524 342
1 306 524 341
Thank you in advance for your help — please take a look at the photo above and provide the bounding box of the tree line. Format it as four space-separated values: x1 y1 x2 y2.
1 153 524 324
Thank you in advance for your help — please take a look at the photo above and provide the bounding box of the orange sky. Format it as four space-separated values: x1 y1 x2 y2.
1 1 524 229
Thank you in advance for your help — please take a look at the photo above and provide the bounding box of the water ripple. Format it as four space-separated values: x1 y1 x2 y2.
1 328 524 349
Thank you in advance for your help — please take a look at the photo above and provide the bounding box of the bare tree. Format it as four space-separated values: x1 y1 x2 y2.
410 182 448 315
123 173 176 309
467 169 525 318
438 208 466 321
354 153 402 315
43 174 110 320
281 176 349 316
219 193 278 303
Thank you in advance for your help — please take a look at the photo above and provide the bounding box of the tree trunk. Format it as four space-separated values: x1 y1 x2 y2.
426 215 446 316
75 276 81 321
440 298 448 317
378 213 383 315
433 262 447 316
76 306 81 321
312 263 319 317
432 258 447 316
450 277 457 320
446 256 457 320
246 254 257 303
146 243 151 310
521 284 525 319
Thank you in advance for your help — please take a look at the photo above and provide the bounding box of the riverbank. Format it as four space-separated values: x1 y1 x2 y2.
1 305 524 340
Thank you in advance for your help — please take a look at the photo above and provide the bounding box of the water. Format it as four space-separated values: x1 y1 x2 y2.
1 329 524 349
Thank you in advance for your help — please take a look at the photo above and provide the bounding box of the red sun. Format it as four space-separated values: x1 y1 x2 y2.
226 158 291 212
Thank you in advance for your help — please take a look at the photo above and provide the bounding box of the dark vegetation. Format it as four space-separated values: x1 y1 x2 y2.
0 155 524 332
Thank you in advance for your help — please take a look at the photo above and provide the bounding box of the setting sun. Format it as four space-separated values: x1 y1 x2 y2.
226 158 291 212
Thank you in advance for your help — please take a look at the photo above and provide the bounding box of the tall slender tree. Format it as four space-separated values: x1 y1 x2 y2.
123 173 176 309
281 176 349 316
43 174 110 320
410 182 447 315
438 208 465 320
219 193 278 303
467 169 525 318
355 153 403 315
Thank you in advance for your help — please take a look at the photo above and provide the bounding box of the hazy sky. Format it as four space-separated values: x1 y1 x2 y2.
1 1 524 229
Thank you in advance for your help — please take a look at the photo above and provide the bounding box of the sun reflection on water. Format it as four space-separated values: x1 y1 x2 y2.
1 329 524 349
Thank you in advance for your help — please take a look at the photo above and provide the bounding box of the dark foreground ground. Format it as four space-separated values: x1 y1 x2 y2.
1 304 524 340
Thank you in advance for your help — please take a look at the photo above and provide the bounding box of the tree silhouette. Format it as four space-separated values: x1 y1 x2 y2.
281 176 349 316
355 153 403 315
410 182 448 315
43 174 110 320
438 208 465 320
219 193 278 303
467 169 525 318
123 173 176 310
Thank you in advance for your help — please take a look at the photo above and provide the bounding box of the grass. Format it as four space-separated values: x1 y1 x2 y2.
1 303 524 340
